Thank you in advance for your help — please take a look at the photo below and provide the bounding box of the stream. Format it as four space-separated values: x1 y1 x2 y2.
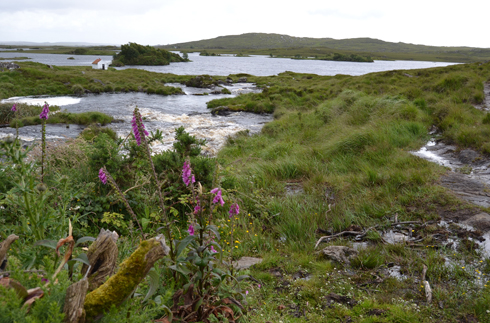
0 83 272 156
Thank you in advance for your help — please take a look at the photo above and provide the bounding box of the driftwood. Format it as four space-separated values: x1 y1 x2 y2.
0 234 19 271
83 235 170 321
81 229 119 291
421 264 432 303
63 278 89 323
315 226 378 249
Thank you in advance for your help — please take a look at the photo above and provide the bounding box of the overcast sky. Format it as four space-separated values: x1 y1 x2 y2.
1 0 489 48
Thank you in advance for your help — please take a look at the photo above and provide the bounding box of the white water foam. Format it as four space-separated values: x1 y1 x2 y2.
1 96 81 106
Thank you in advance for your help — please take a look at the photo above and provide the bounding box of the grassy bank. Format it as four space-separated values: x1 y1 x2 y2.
0 45 119 56
1 62 490 322
0 62 189 100
207 62 490 321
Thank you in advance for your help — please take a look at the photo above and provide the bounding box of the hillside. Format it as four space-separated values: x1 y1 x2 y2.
158 33 490 62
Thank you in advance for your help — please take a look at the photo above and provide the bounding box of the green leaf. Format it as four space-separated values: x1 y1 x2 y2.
75 236 96 247
236 275 249 281
142 268 159 303
72 253 90 266
141 218 150 231
207 225 221 241
34 239 57 250
194 297 203 312
176 235 195 258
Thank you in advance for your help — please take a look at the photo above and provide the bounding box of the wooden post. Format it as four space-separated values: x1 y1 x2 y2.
81 229 119 291
0 234 19 271
63 278 89 323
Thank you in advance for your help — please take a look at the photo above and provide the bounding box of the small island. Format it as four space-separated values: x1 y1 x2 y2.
289 52 373 62
111 42 189 66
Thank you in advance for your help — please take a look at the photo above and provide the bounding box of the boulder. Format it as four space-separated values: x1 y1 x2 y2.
211 106 232 116
185 75 217 88
320 246 358 265
233 257 262 270
236 77 247 83
0 62 20 71
458 149 481 164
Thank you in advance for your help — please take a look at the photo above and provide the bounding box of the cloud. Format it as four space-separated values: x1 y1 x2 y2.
308 8 384 20
0 0 171 14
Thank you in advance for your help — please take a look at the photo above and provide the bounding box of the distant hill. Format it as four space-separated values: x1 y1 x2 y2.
0 41 119 47
158 33 490 63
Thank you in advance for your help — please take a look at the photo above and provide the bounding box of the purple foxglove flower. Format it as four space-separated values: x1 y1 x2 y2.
194 199 201 214
211 188 224 206
11 104 16 112
210 245 217 253
98 168 107 184
188 225 194 236
39 103 49 120
182 161 192 186
131 115 142 146
229 203 240 218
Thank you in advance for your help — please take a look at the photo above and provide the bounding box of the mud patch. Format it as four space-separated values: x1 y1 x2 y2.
473 81 490 111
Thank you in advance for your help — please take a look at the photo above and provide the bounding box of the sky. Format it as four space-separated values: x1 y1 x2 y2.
1 0 489 48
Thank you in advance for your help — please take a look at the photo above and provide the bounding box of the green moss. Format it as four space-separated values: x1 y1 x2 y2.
84 239 159 319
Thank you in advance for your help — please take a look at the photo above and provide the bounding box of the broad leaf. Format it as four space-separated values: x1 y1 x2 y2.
34 239 57 250
75 236 96 247
142 268 159 303
176 235 195 258
72 253 90 266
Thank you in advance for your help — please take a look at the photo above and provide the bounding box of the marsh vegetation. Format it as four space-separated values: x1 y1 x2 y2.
1 60 490 322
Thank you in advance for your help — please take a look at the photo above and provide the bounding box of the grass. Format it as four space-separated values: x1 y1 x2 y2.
0 61 190 100
210 61 490 322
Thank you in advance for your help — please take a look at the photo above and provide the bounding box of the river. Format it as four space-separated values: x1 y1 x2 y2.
0 52 458 155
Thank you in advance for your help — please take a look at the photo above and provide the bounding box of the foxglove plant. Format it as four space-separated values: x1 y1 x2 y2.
39 102 49 183
11 104 18 138
132 107 174 257
98 167 143 235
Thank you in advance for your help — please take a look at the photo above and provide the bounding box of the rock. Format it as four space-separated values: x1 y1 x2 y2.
324 293 358 307
211 106 232 116
320 246 358 265
0 62 20 71
236 77 247 83
463 213 490 232
185 75 217 88
93 79 106 86
458 149 481 164
46 64 53 69
226 77 233 84
233 257 262 270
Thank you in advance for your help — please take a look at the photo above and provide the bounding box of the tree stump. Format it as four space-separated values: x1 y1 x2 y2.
63 278 89 323
81 229 119 291
83 235 170 321
0 234 19 271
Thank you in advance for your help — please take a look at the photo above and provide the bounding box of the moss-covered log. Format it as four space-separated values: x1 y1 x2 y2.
83 235 169 320
81 229 119 291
